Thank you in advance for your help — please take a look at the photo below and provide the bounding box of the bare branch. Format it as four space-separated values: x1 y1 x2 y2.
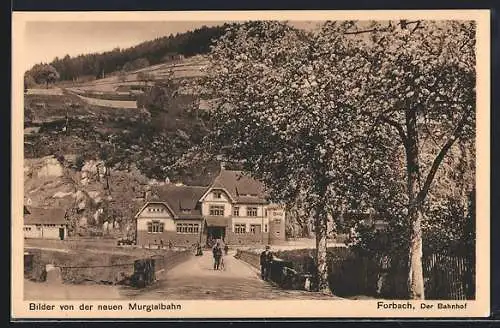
380 115 408 145
344 29 377 35
411 21 422 33
416 110 472 205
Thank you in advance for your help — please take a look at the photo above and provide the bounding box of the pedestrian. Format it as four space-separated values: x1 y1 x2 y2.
196 242 203 256
212 242 223 270
260 245 273 280
224 244 229 255
376 254 391 297
160 239 164 249
220 252 225 270
168 240 173 249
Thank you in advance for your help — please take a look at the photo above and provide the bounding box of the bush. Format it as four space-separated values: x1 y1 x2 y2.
74 156 85 171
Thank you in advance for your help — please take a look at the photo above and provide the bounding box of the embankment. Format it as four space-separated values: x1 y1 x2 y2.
25 247 191 286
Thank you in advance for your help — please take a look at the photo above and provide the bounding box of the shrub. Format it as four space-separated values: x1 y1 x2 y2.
74 156 85 171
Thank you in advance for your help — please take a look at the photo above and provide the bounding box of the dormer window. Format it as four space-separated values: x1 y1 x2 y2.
181 209 191 214
214 191 222 199
148 206 165 213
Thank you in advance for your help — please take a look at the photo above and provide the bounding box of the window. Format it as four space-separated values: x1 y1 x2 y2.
264 224 268 233
274 219 282 224
233 207 240 216
209 205 225 216
176 223 200 234
214 191 222 199
181 209 191 214
264 209 268 217
250 224 261 234
234 224 246 234
148 207 165 213
246 207 258 217
147 221 164 233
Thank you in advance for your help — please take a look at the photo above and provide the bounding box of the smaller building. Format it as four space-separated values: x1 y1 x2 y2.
24 206 68 240
134 185 207 248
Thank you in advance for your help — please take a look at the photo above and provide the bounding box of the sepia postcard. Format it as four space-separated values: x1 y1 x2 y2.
11 10 490 319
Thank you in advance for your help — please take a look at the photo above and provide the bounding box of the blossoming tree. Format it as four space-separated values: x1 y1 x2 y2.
203 20 476 298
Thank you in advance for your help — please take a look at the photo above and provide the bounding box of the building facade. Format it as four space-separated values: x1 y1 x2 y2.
135 185 207 248
135 169 286 248
24 206 68 240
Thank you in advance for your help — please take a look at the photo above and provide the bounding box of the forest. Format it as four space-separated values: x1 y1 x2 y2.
27 24 231 81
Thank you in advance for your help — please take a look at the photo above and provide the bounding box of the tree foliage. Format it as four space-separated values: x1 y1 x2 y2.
123 58 150 72
203 20 476 298
29 64 60 87
24 72 36 90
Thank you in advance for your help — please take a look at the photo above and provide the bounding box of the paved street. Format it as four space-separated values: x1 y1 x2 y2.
119 251 340 300
25 251 340 300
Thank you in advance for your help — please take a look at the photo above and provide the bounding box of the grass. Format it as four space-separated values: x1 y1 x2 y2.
62 56 208 95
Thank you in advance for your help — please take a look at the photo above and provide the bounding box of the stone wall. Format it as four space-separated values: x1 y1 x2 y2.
234 249 261 269
24 248 191 286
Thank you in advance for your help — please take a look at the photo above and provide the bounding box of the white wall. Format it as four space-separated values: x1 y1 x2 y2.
24 224 66 239
175 219 204 234
137 203 173 218
201 189 232 217
136 203 176 231
137 217 176 232
231 217 269 232
232 204 267 218
24 225 42 238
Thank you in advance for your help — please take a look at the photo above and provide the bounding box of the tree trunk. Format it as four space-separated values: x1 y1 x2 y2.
405 108 425 299
407 205 425 299
314 207 330 294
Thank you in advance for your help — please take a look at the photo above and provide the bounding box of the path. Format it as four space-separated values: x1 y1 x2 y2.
119 251 340 300
24 250 341 300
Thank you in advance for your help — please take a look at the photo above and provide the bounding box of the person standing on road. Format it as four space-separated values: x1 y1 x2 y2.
260 245 273 280
212 242 223 270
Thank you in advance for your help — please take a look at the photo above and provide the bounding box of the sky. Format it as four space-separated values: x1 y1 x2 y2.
23 21 320 71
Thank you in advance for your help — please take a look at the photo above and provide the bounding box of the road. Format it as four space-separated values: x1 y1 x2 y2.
24 251 340 300
119 251 339 300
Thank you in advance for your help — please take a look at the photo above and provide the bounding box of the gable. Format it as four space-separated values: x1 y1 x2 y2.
135 202 174 218
209 169 268 203
199 187 235 203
